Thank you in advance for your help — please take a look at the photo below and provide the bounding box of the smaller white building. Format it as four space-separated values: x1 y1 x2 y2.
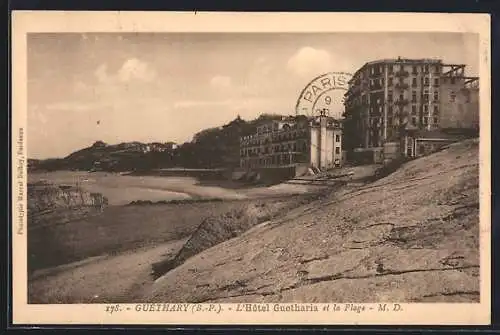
240 112 343 171
309 112 343 170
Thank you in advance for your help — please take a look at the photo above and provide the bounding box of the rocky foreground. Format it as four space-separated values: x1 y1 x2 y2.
147 139 480 303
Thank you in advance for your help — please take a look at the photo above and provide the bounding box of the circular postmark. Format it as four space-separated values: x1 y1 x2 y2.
295 72 353 119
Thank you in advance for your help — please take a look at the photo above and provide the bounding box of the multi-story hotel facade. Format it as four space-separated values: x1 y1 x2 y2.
239 111 343 171
343 58 479 160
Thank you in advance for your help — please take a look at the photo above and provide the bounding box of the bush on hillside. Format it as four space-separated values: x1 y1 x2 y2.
367 156 412 182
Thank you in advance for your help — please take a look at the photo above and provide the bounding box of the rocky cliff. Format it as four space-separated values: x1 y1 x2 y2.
28 181 108 215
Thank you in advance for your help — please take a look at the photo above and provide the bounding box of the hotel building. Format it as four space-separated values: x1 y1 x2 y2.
343 58 479 159
239 111 343 171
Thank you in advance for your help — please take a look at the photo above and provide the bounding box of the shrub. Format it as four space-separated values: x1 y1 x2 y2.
367 157 412 182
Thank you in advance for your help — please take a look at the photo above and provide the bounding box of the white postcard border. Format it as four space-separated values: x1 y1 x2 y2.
11 11 492 325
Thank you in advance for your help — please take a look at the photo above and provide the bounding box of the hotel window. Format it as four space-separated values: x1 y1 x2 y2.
434 65 440 74
412 91 417 102
388 106 393 114
411 105 417 115
434 78 439 85
389 65 394 73
412 66 418 74
411 117 417 126
424 77 430 85
450 91 456 102
412 77 417 87
335 147 340 154
388 117 393 125
388 77 393 86
423 90 429 101
388 91 393 102
423 117 429 125
433 117 439 124
335 134 340 142
424 105 429 113
399 93 404 101
424 65 429 73
433 105 439 114
433 91 439 101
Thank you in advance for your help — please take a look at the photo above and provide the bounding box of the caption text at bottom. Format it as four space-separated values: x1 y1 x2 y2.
105 303 403 314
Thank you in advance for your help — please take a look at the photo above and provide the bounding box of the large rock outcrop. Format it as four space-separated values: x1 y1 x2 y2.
151 196 318 278
28 181 108 215
147 139 480 303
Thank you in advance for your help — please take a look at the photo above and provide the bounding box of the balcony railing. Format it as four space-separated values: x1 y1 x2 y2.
369 72 384 78
395 82 409 90
395 99 409 105
395 70 409 78
370 84 383 90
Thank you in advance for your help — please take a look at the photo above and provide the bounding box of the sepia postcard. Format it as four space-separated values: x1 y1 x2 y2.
11 11 491 325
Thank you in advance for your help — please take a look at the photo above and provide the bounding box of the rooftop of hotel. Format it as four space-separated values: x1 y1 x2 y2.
365 57 443 66
348 57 461 82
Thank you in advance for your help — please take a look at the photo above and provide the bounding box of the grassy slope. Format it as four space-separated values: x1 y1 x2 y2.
147 139 480 303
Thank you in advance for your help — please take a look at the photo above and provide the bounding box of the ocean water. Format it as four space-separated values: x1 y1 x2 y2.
28 171 247 206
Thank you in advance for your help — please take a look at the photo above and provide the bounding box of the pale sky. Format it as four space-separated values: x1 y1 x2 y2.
28 32 479 159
